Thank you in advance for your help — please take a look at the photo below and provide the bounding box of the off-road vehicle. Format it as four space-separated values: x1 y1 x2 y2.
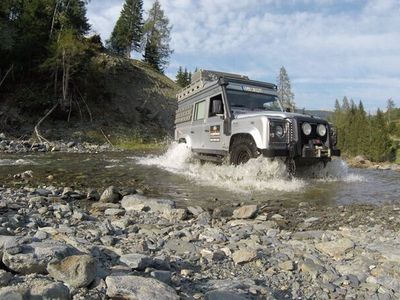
174 70 340 173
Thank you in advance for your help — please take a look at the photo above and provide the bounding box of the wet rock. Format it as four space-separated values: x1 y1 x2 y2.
121 194 175 213
47 254 97 288
232 249 257 264
232 205 258 219
119 253 153 270
67 141 76 148
316 238 355 260
2 240 76 274
105 275 179 300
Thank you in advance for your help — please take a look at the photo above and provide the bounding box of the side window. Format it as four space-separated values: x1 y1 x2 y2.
194 100 206 120
209 94 224 117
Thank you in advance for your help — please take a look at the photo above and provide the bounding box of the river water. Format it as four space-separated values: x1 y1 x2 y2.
1 143 399 208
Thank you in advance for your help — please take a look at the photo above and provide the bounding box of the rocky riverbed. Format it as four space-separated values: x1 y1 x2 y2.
1 184 400 299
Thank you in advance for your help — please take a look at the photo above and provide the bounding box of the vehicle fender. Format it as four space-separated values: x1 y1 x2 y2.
231 117 268 149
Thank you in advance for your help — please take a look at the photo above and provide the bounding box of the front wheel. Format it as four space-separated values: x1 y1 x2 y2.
229 137 258 165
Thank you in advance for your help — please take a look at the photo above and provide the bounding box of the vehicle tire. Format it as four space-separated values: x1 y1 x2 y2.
229 137 258 165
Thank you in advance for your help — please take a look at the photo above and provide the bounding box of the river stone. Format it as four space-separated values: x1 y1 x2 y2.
119 253 153 270
232 249 257 264
47 254 96 288
87 188 100 201
151 270 172 284
205 290 248 300
105 275 179 300
0 270 12 287
100 186 121 203
164 239 196 256
0 286 30 299
232 205 258 219
30 282 70 300
121 194 175 213
2 240 76 274
315 238 355 260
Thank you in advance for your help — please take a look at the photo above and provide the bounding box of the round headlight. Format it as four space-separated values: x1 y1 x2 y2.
275 125 284 138
317 124 327 136
302 122 312 136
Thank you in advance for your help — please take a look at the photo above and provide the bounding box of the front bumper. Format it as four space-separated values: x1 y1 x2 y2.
261 146 340 158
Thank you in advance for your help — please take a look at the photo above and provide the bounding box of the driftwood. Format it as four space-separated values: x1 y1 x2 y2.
0 64 13 89
100 128 114 147
34 102 58 143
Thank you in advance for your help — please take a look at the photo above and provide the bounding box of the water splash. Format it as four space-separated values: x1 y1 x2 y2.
299 159 365 182
137 143 305 193
137 143 364 193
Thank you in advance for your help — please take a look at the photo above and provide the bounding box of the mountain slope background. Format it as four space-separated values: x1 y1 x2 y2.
0 54 178 144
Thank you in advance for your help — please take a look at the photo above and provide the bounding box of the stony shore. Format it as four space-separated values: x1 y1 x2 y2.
0 134 115 154
1 185 400 299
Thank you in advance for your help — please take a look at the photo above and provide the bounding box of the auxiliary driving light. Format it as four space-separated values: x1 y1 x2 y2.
317 124 327 136
302 122 312 136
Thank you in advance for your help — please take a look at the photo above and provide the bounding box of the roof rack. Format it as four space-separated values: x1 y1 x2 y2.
176 69 249 102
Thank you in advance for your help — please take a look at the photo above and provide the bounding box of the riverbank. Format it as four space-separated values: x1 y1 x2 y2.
1 185 400 299
346 155 400 172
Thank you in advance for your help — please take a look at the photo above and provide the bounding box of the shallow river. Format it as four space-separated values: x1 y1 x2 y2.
1 143 399 208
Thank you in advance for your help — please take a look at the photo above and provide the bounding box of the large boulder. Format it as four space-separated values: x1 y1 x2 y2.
2 240 77 274
121 195 175 213
106 275 179 300
47 254 97 288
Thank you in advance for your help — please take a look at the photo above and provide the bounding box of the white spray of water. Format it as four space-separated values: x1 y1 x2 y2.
300 159 365 182
138 143 305 193
137 143 364 193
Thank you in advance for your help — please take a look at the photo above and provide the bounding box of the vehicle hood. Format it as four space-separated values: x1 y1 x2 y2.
233 110 323 120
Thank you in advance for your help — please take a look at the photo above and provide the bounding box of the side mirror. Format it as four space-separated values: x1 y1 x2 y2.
212 99 223 115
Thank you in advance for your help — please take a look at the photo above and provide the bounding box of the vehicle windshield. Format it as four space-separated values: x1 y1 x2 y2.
226 89 282 112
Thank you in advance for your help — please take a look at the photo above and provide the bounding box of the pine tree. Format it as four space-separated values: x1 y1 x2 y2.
277 66 295 111
176 66 186 87
369 109 392 162
108 0 143 58
143 0 172 72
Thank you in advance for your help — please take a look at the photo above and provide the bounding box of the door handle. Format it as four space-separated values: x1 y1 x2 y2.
190 131 194 134
204 129 209 132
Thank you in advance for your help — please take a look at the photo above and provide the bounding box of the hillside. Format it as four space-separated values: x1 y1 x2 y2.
0 54 179 144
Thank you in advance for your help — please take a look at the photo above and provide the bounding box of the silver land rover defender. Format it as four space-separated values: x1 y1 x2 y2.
174 70 340 173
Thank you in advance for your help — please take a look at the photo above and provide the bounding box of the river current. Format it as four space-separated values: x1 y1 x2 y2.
1 143 399 208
